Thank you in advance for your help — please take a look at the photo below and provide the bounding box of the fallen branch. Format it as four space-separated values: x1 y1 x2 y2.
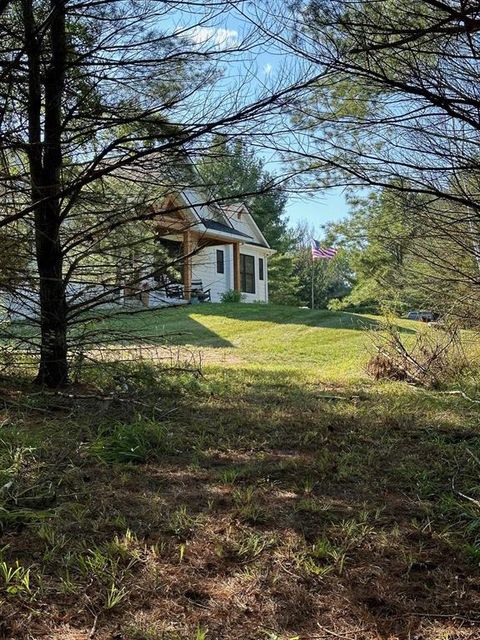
451 444 480 509
88 613 98 639
367 319 467 387
51 391 178 419
438 390 480 404
409 612 480 624
452 479 480 509
314 624 362 639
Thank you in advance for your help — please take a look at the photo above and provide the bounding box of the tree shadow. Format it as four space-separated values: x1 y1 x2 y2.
80 305 414 353
77 306 235 349
2 368 478 639
179 303 416 334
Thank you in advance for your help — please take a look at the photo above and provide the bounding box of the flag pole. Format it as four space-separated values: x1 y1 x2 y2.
311 250 315 310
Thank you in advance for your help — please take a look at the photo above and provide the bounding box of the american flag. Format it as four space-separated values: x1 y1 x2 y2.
311 240 338 260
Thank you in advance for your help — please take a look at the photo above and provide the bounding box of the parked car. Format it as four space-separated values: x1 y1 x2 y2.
405 310 438 322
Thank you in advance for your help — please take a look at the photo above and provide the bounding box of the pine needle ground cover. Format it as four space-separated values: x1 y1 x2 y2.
0 305 479 639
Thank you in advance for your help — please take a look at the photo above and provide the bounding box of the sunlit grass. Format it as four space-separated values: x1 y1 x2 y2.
92 303 421 382
1 303 480 638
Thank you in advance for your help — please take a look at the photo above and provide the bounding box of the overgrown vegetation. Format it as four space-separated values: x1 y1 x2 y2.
0 305 479 638
367 316 471 388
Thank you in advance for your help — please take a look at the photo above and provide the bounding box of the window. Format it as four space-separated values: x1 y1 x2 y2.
240 254 255 294
216 249 225 274
259 258 264 281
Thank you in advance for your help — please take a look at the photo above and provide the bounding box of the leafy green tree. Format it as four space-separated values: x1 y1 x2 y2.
198 136 289 250
330 190 420 311
268 253 301 306
295 249 352 309
330 187 480 319
291 220 352 308
281 0 480 321
270 219 352 308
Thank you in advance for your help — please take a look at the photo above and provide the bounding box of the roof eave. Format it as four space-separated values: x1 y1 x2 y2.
243 243 276 255
193 224 253 244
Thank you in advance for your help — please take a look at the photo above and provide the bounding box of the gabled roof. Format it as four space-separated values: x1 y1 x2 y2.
158 189 273 250
221 203 271 249
172 191 255 243
202 219 253 239
182 189 235 229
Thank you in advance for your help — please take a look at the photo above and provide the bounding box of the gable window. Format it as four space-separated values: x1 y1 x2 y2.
240 254 255 294
216 249 225 274
259 258 264 281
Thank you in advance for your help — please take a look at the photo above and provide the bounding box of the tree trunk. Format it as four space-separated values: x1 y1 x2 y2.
23 0 68 386
34 212 68 387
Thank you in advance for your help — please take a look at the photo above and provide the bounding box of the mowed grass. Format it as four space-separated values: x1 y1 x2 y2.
1 304 480 639
92 303 418 379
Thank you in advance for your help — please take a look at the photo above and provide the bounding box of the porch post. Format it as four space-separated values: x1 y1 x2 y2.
233 242 241 292
183 230 192 300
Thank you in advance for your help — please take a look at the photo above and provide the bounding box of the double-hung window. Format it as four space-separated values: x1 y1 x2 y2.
216 249 225 274
240 254 255 294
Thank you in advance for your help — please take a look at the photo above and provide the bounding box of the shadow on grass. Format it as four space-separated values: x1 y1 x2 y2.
2 306 415 363
73 304 416 353
180 303 416 333
0 367 478 639
68 307 235 350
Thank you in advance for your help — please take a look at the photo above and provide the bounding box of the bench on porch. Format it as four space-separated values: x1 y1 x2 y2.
186 280 211 303
164 283 184 299
164 280 211 303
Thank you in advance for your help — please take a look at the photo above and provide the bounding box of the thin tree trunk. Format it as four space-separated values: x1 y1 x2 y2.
23 0 69 386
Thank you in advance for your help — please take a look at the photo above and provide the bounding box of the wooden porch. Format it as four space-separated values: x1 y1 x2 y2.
153 199 242 301
181 230 241 301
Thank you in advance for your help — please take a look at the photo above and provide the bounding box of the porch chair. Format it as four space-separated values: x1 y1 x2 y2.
164 283 184 299
189 280 211 303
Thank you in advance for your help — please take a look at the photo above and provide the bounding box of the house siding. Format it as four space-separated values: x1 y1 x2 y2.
191 245 232 302
191 244 269 303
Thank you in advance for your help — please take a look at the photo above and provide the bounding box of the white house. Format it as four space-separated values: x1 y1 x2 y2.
2 189 276 320
145 190 276 306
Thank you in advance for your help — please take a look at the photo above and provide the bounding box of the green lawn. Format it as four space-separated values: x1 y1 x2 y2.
1 304 480 639
90 303 417 380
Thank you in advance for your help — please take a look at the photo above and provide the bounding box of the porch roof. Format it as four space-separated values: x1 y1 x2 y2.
201 218 253 240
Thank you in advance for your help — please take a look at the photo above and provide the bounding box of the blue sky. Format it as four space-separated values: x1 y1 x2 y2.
285 187 349 233
166 6 353 237
179 11 353 234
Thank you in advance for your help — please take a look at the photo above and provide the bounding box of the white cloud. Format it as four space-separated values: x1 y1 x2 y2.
186 26 239 50
263 63 273 76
